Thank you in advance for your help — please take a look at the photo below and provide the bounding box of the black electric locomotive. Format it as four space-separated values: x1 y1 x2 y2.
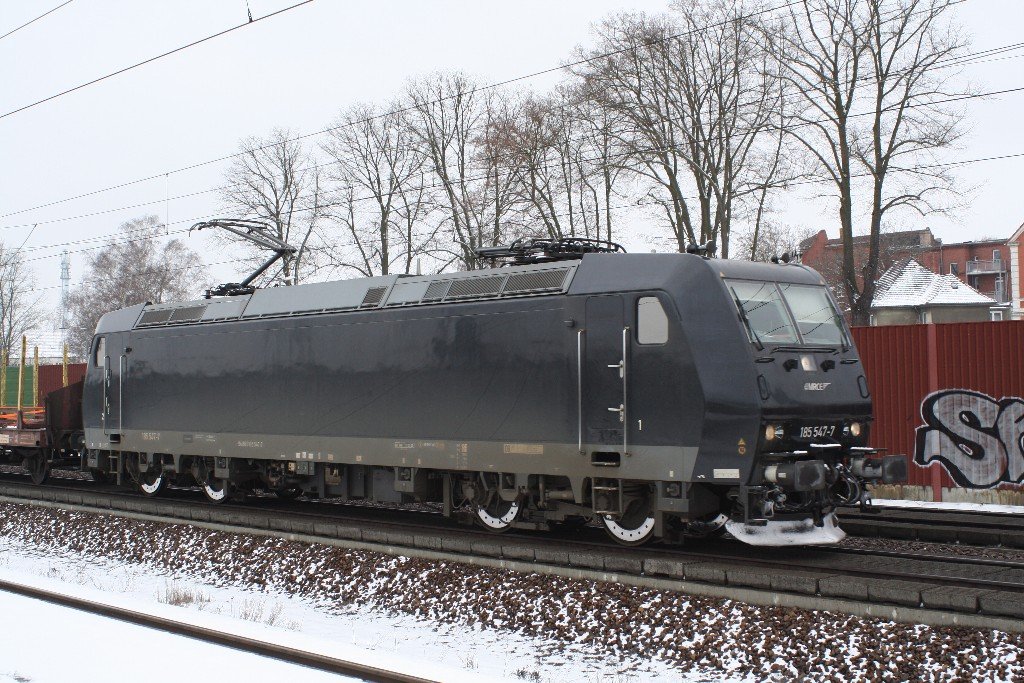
74 234 904 546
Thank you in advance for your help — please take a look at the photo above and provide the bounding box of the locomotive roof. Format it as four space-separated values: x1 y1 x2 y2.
95 254 824 334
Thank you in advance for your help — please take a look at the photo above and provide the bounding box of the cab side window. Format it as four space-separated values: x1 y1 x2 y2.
94 337 106 369
637 296 669 344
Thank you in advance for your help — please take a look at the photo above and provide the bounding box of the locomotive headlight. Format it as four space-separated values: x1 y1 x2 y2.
765 424 784 440
849 422 862 437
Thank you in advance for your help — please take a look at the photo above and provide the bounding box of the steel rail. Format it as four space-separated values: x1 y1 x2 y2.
838 506 1024 548
0 471 1021 594
3 474 1024 630
0 578 436 683
817 543 1024 569
842 506 1024 528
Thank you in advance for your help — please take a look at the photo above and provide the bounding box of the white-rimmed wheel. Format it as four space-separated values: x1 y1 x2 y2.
601 489 656 546
475 497 521 532
203 478 232 504
192 457 236 504
126 454 166 497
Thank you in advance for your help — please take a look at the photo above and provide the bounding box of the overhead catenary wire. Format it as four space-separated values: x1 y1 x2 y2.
0 0 809 222
0 0 977 223
4 75 1023 252
0 0 1007 265
0 0 315 122
19 146 1024 303
18 147 1024 268
2 31 1017 235
0 0 74 42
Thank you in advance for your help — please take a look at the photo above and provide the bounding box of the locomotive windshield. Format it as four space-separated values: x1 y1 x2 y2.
777 283 847 345
726 279 847 347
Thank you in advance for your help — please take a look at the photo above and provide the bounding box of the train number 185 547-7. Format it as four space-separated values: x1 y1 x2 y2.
799 425 836 439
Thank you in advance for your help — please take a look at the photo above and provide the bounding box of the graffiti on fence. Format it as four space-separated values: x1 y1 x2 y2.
915 389 1024 488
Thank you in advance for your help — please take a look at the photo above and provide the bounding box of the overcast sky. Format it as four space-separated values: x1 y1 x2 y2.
1 0 1022 350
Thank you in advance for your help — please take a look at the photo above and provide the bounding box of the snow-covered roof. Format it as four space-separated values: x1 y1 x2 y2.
872 258 996 309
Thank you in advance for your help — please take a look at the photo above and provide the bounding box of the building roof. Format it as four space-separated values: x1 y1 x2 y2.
799 227 940 252
1011 220 1024 244
872 258 996 309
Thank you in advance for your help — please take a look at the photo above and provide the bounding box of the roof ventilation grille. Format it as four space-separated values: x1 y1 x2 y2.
503 268 569 294
136 309 173 327
422 280 450 302
360 286 388 308
169 305 207 322
445 275 505 300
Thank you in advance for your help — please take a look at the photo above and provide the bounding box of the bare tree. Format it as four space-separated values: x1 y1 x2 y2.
66 216 206 358
493 87 625 242
735 221 808 263
220 128 324 285
405 73 520 270
777 0 967 324
574 1 789 257
0 244 42 363
320 104 437 277
571 87 632 243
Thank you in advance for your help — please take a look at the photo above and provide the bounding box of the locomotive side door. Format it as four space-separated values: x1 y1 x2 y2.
100 333 123 440
583 295 628 456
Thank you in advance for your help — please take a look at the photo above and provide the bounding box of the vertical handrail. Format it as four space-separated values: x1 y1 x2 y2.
577 329 585 453
119 354 126 435
622 326 629 456
102 359 110 430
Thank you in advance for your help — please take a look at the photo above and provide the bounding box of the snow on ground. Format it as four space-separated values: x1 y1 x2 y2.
0 590 351 683
872 498 1024 515
0 533 685 683
1 501 1022 682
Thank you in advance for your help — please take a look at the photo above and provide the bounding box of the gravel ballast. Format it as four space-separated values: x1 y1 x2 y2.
0 501 1021 682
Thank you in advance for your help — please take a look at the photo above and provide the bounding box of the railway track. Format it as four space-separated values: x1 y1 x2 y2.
0 578 436 683
0 469 1022 632
839 504 1024 548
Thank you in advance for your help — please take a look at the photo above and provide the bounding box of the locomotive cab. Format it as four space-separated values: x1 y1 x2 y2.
708 263 906 544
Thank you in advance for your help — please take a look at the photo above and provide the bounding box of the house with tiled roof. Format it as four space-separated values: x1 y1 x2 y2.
870 259 1008 325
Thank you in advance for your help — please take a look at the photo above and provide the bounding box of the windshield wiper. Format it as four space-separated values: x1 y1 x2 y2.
731 291 764 351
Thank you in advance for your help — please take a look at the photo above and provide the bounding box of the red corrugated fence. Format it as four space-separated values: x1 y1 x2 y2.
852 321 1024 501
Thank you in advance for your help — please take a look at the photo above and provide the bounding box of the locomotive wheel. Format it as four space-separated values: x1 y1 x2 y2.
474 496 521 532
90 469 112 485
26 454 50 486
137 468 166 497
203 478 233 504
602 495 656 546
125 454 166 496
